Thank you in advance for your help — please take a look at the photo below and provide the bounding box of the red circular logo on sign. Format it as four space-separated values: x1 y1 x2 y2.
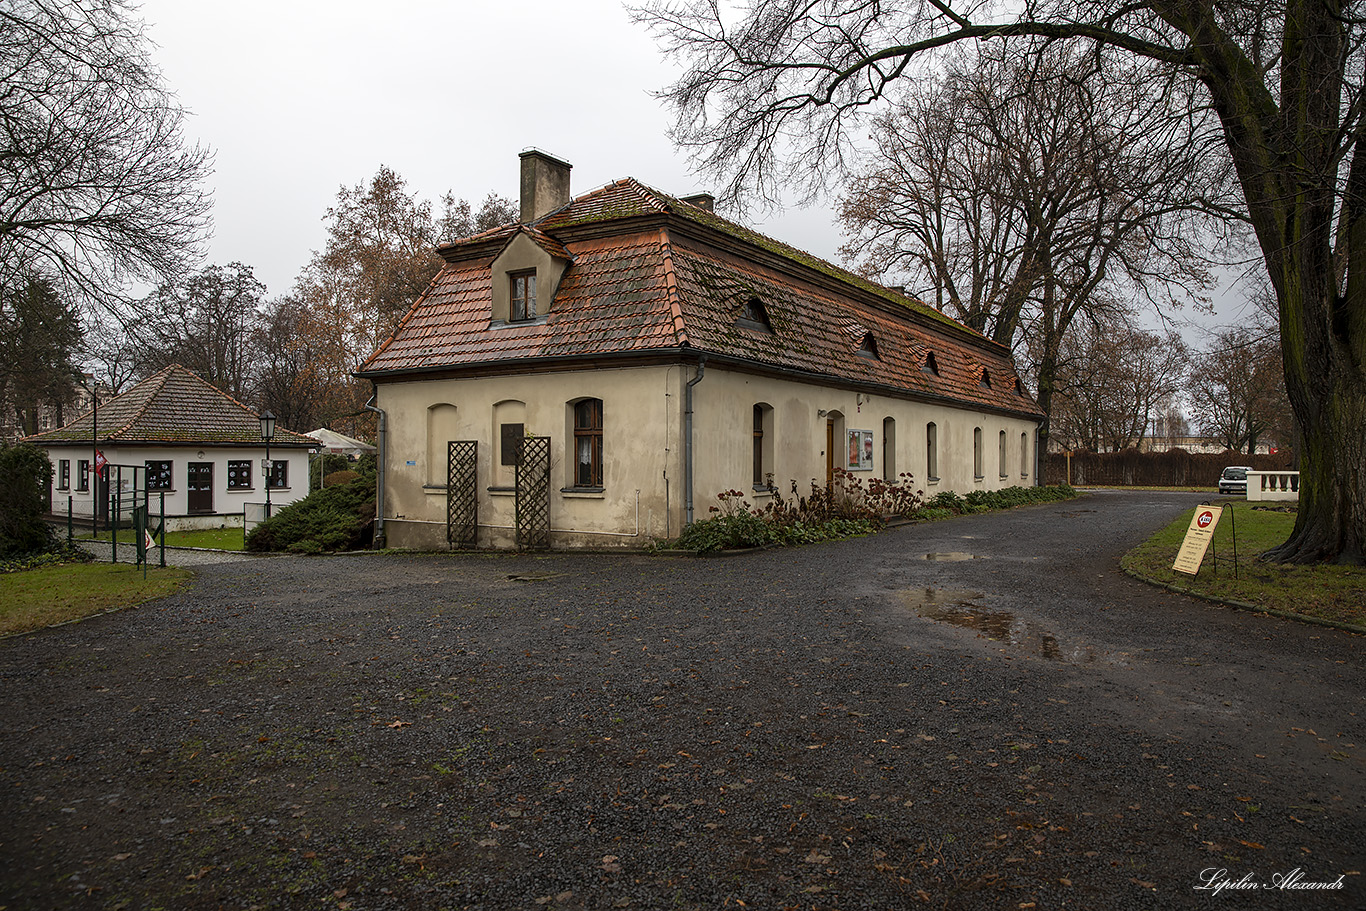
1197 511 1214 528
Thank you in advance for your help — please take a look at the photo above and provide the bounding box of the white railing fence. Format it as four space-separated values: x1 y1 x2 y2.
1246 471 1300 501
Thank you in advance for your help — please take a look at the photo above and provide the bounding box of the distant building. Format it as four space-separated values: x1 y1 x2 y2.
25 365 317 530
304 428 377 459
355 151 1044 550
1138 436 1274 455
1 372 110 444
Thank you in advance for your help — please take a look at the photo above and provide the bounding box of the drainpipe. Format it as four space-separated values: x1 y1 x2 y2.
684 356 707 526
364 388 387 548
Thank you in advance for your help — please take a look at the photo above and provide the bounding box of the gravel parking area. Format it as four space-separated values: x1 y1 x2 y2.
2 490 1362 909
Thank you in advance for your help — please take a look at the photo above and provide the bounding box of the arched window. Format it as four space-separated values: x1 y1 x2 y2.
753 403 774 487
973 427 984 480
426 403 458 487
1020 432 1030 478
999 430 1008 478
926 422 938 481
858 332 879 359
736 297 773 332
571 398 603 488
883 417 896 481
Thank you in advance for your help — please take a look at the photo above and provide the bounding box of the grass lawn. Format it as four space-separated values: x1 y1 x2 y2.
1122 500 1366 630
77 526 245 551
0 562 192 637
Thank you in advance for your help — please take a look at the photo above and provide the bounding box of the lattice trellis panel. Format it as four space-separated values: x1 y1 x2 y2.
446 440 478 547
515 436 552 549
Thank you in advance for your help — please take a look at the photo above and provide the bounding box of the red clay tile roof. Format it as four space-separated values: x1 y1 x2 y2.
359 179 1042 420
23 365 319 448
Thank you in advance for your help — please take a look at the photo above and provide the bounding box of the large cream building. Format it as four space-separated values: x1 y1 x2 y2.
356 152 1044 550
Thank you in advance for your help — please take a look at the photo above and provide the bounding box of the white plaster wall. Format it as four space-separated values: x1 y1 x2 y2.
43 444 311 522
375 362 1039 550
376 364 687 550
689 371 1038 509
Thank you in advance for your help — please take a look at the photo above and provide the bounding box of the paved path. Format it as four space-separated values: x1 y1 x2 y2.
4 490 1362 910
76 539 278 566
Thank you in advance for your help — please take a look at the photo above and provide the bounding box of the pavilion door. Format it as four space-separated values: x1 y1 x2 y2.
187 462 214 513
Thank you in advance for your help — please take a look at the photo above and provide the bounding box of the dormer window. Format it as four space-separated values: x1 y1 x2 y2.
510 270 537 321
979 368 991 388
735 297 772 332
922 351 939 375
857 332 879 359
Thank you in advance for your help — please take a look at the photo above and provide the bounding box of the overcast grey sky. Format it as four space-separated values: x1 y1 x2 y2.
136 0 842 300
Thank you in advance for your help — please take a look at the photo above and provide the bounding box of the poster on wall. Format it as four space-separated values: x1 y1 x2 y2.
847 429 874 470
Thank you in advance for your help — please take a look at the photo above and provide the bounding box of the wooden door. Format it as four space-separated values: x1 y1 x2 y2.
187 462 214 513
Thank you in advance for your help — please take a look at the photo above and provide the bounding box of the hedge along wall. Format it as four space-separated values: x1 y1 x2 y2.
1042 449 1295 487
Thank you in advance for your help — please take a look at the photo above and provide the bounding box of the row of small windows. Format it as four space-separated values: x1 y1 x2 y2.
751 410 1029 487
54 458 288 491
969 428 1032 480
458 398 1029 494
730 297 1029 397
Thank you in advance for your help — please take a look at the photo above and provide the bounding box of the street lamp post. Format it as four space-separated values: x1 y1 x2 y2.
260 410 276 518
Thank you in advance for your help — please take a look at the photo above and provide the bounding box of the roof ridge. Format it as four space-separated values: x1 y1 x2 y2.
110 366 175 439
656 229 690 347
620 181 1000 347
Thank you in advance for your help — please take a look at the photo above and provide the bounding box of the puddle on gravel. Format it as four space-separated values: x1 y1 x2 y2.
506 572 563 582
920 552 981 562
899 587 1103 664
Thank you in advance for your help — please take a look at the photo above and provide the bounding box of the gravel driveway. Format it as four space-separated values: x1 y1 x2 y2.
2 490 1361 910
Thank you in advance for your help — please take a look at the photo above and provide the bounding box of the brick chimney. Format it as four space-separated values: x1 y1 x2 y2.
519 149 573 223
680 193 714 212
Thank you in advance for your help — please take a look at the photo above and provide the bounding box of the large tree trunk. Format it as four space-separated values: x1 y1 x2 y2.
1186 0 1366 564
1262 245 1366 564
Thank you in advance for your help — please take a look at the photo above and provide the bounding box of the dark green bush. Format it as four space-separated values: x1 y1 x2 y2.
246 474 376 553
923 484 1076 517
308 453 351 488
0 443 57 557
1 542 92 574
673 487 878 553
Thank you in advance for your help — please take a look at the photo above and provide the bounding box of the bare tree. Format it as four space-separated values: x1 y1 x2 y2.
838 42 1224 451
0 0 212 303
1187 327 1288 455
1051 320 1190 452
637 0 1366 563
128 263 265 399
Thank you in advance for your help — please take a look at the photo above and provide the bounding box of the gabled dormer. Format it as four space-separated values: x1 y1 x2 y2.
490 226 572 325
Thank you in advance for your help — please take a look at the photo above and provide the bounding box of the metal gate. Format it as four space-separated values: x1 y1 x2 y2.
515 436 551 549
446 440 478 547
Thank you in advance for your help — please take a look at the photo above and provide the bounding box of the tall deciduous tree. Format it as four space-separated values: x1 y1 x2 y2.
1051 321 1190 452
1187 327 1288 455
298 166 515 355
0 0 211 301
838 42 1223 451
128 263 265 399
288 167 515 434
638 0 1366 563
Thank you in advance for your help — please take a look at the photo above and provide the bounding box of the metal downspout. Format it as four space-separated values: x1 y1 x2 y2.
364 388 387 548
684 356 707 526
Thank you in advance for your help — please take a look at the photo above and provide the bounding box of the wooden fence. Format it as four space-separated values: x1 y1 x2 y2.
1043 449 1294 487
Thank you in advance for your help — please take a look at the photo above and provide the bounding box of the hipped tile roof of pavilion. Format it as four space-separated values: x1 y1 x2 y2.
357 178 1043 420
24 365 318 448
